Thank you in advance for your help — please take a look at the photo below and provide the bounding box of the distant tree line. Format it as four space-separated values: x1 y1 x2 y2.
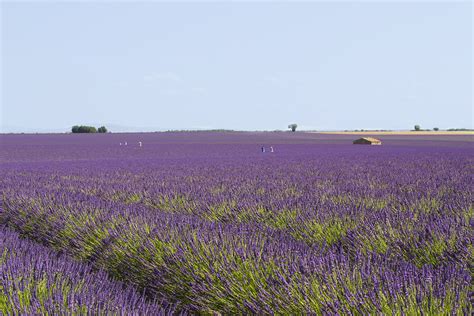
72 125 108 133
447 128 473 131
414 125 439 132
413 125 473 132
414 124 473 132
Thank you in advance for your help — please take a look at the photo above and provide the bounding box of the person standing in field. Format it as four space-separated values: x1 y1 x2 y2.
270 146 274 153
261 146 265 153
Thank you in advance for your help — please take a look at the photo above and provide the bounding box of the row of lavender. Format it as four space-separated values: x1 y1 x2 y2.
0 226 180 314
1 134 472 313
3 197 470 314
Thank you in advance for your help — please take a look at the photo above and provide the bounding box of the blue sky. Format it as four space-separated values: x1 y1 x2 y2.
1 1 472 132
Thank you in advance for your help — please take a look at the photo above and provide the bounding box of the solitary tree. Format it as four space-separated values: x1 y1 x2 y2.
98 126 108 133
288 123 298 132
433 127 439 131
414 125 421 131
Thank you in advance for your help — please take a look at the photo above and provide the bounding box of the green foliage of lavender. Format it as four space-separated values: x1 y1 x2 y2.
0 226 179 315
0 133 472 314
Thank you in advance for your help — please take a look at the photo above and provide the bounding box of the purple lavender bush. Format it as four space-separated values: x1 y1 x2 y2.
0 132 472 314
0 226 180 315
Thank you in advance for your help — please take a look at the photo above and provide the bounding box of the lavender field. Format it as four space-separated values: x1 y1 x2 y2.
1 132 472 314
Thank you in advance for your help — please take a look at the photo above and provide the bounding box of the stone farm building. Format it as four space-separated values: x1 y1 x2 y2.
353 137 382 145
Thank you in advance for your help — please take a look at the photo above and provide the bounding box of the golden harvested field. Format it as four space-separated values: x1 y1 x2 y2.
316 131 474 136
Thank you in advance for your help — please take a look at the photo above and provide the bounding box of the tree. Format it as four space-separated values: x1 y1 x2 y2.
98 126 108 133
433 127 439 131
288 123 298 132
72 125 97 133
414 125 421 131
79 126 96 133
